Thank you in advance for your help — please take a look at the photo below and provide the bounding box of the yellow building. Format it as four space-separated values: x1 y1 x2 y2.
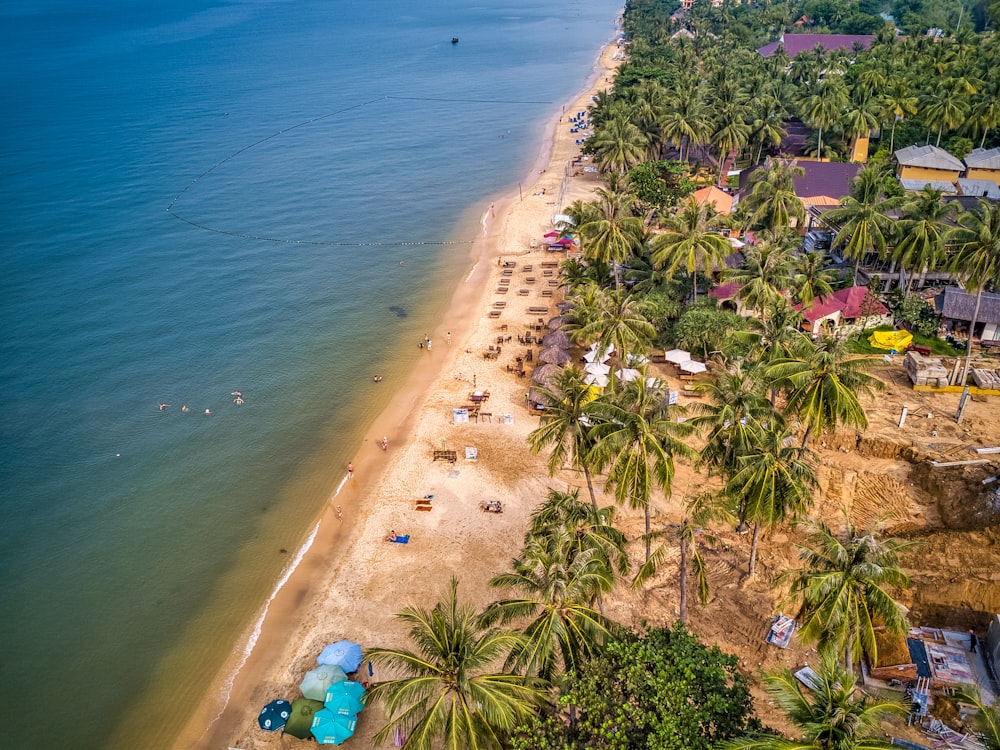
963 147 1000 187
894 144 964 188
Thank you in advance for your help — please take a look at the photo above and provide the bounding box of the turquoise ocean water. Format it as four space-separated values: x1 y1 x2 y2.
0 1 620 747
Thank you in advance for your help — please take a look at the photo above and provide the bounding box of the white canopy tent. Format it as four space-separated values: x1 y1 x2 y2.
679 360 707 374
663 349 691 365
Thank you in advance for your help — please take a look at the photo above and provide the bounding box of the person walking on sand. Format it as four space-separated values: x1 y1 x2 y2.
347 462 354 479
335 505 343 521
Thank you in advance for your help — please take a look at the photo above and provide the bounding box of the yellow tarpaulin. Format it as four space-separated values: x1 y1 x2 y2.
868 329 913 351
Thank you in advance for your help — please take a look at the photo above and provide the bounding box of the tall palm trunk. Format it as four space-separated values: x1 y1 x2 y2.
799 424 813 456
960 288 983 385
644 506 652 562
679 533 689 623
748 522 761 577
583 464 599 513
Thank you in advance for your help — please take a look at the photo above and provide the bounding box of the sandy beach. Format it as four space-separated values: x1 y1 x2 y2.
174 33 626 750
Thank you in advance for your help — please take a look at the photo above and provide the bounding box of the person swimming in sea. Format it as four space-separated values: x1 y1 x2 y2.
159 403 170 411
372 375 383 383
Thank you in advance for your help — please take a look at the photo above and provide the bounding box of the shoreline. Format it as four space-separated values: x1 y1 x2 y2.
175 23 624 750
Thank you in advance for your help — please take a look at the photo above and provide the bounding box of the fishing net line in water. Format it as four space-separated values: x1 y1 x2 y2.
166 94 553 248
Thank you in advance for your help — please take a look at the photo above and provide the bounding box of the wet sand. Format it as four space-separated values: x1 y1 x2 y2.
172 30 624 750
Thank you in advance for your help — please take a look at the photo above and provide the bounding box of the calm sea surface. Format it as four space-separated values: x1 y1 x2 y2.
0 1 620 747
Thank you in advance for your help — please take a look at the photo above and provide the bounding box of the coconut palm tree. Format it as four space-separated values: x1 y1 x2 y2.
365 577 546 750
724 231 796 317
651 196 734 301
633 492 735 623
739 159 806 232
791 250 839 310
727 427 817 577
692 359 784 481
575 287 657 364
952 687 1000 750
482 528 615 682
527 488 630 580
527 367 602 510
578 185 645 288
879 77 918 153
798 77 849 161
768 337 884 452
821 162 901 284
588 374 697 561
892 186 955 293
947 199 1000 385
719 652 905 749
922 87 970 147
789 516 916 667
588 114 649 175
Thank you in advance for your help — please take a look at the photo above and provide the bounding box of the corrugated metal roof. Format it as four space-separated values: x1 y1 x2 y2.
957 179 1000 200
900 178 958 194
895 144 965 172
964 147 1000 170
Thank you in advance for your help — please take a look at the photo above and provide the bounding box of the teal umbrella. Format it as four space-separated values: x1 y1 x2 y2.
300 664 347 701
311 707 358 745
323 679 365 716
284 698 324 740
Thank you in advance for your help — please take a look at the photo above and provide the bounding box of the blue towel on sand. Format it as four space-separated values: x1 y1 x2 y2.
390 535 410 544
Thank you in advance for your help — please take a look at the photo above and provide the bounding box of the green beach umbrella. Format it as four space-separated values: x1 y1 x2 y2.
300 663 347 701
283 697 325 740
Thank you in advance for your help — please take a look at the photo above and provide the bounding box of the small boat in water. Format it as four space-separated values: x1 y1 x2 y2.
451 37 459 44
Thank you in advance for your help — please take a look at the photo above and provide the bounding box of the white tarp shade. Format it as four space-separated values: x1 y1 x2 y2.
585 362 611 375
663 349 691 364
679 360 707 374
584 373 609 388
616 368 641 383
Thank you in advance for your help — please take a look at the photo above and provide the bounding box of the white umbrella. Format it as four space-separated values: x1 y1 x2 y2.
625 353 649 366
583 349 610 364
587 341 614 355
663 349 691 365
585 362 611 376
616 368 641 383
584 373 609 388
645 377 661 388
679 360 707 374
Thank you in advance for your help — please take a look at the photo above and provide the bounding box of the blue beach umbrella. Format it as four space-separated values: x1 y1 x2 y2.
257 699 292 732
311 707 359 745
317 640 364 673
324 679 366 716
300 663 347 701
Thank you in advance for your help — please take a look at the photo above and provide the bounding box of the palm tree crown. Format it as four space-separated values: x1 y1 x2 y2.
365 578 545 750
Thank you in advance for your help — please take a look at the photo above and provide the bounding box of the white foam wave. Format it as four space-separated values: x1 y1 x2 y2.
208 519 322 725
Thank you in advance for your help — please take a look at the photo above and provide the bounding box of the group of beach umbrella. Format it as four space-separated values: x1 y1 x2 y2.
257 639 367 745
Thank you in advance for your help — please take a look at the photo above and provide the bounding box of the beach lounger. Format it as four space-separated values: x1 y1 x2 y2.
525 277 536 283
389 535 410 544
415 505 433 512
488 310 502 318
540 261 558 268
541 290 552 297
528 306 549 314
522 265 533 272
496 287 508 293
542 270 554 277
518 289 529 296
499 278 510 284
547 280 559 286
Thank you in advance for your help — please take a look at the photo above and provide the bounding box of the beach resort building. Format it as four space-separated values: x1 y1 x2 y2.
894 145 965 192
793 285 889 335
738 161 861 231
939 286 1000 345
962 147 1000 187
691 185 733 215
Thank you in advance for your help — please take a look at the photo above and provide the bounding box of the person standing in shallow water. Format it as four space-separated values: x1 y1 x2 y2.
347 462 354 479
